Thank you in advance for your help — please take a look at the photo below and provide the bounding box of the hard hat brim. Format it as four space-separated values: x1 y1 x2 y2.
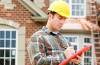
48 10 70 19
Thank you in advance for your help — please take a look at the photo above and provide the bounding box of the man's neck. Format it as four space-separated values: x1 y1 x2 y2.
46 24 58 33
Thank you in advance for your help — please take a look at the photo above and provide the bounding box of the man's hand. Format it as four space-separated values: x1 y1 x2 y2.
64 46 75 58
64 47 83 64
71 53 83 64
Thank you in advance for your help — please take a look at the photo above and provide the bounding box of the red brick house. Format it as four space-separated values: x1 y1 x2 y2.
0 0 100 65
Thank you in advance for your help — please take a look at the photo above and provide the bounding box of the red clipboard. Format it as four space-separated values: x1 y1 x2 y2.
59 46 90 65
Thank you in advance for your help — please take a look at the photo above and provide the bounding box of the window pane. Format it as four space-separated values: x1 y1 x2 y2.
12 31 16 39
11 59 15 65
81 11 84 16
64 37 68 40
84 38 86 43
90 46 92 51
81 0 84 3
90 39 92 43
6 50 10 57
84 58 91 64
80 5 84 10
11 50 15 57
0 50 4 57
65 0 69 3
72 11 75 16
72 5 75 10
76 11 79 16
6 40 10 47
76 0 79 3
89 38 91 43
6 31 10 38
0 40 4 47
76 5 80 10
0 59 4 65
0 31 4 38
87 38 89 43
87 52 90 56
84 38 91 43
11 40 16 48
74 45 77 52
69 37 72 42
5 59 10 65
84 58 87 63
73 37 77 42
72 0 75 3
84 51 86 56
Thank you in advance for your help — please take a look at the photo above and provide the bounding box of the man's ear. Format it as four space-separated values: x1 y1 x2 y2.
48 13 53 20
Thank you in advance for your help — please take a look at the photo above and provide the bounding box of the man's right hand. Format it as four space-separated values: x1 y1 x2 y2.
64 46 75 58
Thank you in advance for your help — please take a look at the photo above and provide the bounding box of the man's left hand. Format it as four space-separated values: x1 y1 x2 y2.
71 53 83 64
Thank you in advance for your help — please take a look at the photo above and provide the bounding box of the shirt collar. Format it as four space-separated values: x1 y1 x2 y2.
42 26 61 36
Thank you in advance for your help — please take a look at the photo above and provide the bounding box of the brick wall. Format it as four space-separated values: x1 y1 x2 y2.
41 0 49 14
96 1 100 26
0 0 47 65
86 0 97 24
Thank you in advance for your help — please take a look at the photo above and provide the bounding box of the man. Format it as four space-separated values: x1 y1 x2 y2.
27 0 82 65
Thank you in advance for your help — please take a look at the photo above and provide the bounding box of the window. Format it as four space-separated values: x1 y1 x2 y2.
64 36 78 52
64 0 86 18
63 35 94 65
83 37 93 65
0 30 17 65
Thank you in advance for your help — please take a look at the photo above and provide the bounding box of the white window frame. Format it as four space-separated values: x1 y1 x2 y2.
63 35 79 52
65 0 86 18
83 36 94 65
62 34 94 65
0 29 18 65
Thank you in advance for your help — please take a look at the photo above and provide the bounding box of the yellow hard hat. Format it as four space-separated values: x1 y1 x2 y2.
48 0 70 18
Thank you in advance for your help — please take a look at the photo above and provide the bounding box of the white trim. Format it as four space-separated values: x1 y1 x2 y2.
0 18 20 29
0 29 17 65
83 36 94 65
17 0 38 16
84 0 86 18
65 0 86 18
16 30 18 65
22 0 48 18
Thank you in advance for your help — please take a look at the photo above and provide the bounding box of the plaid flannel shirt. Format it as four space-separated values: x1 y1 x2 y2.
27 26 77 65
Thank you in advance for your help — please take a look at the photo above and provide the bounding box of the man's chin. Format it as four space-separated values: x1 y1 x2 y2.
57 28 61 31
